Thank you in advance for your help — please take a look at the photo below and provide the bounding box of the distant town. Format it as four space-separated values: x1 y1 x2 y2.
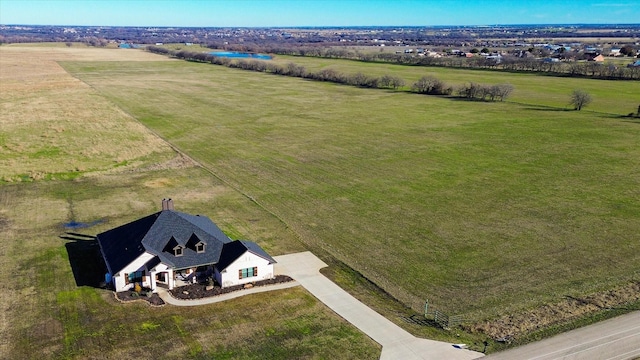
2 24 639 77
1 24 638 49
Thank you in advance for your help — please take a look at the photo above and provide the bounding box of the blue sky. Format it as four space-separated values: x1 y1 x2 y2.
1 0 638 27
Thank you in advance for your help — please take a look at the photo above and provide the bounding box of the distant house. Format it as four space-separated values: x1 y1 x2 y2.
589 54 605 62
425 50 441 58
485 55 502 64
96 199 276 293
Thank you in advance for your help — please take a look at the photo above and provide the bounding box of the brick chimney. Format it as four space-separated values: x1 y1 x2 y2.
161 198 174 211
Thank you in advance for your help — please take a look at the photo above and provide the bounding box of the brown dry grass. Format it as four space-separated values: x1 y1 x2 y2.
468 280 640 340
0 46 174 181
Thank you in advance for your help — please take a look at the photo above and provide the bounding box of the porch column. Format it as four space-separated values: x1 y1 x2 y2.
149 270 157 292
168 268 174 290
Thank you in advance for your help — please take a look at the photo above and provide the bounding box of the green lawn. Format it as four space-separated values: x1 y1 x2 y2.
271 54 640 113
61 57 640 323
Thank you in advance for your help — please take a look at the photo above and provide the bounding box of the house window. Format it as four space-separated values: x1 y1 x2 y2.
196 243 205 253
239 267 258 279
125 270 145 284
174 246 183 257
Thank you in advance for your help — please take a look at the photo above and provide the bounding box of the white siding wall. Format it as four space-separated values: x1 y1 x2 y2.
112 252 155 292
216 251 274 288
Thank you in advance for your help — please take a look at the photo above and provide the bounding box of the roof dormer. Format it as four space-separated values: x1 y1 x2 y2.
187 233 206 253
174 245 184 257
163 236 185 257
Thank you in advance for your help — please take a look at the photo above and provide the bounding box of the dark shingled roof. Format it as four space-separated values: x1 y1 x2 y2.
216 240 276 272
96 212 159 275
96 210 232 274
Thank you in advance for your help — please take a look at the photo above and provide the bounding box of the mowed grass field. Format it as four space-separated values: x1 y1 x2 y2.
60 52 640 325
0 45 380 359
271 54 640 113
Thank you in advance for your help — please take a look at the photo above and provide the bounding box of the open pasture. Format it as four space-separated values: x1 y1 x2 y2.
61 55 640 324
271 54 640 113
0 45 176 181
0 45 378 359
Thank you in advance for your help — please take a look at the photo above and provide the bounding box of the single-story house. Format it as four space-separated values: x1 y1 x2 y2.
96 199 276 293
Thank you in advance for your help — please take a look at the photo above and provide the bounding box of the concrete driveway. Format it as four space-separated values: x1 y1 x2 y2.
274 251 483 360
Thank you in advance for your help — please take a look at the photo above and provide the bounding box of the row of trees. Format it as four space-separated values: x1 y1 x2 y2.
251 45 640 81
457 83 514 101
411 76 513 101
148 46 514 102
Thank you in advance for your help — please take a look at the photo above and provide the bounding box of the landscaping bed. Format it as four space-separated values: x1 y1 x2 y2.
170 275 294 300
116 289 165 306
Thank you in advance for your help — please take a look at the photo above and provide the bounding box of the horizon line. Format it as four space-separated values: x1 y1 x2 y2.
2 23 640 29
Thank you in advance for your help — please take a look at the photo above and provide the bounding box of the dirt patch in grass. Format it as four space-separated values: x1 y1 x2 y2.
0 215 10 229
467 280 640 341
138 153 199 174
170 275 294 300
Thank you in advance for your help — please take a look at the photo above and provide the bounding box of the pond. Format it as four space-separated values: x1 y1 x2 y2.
209 51 272 60
64 219 105 229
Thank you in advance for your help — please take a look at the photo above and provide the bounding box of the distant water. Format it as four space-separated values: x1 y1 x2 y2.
210 51 272 60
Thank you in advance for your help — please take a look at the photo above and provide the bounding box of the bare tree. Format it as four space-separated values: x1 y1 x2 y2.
286 63 307 77
570 90 592 111
457 82 483 99
412 75 450 95
389 76 406 90
379 74 405 89
493 83 514 101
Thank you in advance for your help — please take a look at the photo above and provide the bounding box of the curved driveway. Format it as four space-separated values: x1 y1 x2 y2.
273 251 483 360
156 251 482 358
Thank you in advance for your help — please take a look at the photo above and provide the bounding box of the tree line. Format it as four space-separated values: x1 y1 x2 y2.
147 46 513 102
208 44 640 81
